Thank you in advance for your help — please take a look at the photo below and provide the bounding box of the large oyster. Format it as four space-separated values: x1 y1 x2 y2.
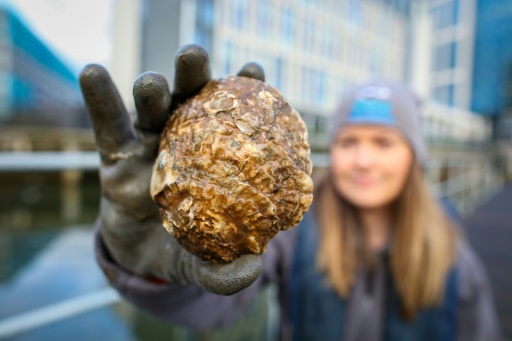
150 76 313 263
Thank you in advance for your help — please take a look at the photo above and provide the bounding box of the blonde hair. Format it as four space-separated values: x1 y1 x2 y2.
316 164 459 320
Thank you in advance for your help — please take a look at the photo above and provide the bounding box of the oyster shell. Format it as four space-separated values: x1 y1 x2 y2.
150 76 313 262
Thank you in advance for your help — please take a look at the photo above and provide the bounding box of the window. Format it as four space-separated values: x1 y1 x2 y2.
195 0 214 52
224 42 232 75
280 8 294 45
432 0 459 29
349 0 361 27
326 31 337 60
320 28 329 57
256 2 273 37
275 58 284 91
302 66 310 101
433 84 455 107
196 0 214 27
300 68 325 104
232 0 245 30
349 41 357 67
369 49 383 75
303 19 315 52
194 30 211 53
379 8 388 38
316 71 326 104
433 42 457 71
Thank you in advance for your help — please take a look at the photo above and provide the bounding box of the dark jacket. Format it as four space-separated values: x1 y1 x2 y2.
290 212 460 340
95 211 501 340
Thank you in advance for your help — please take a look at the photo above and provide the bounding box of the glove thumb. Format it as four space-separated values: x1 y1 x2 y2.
195 254 263 296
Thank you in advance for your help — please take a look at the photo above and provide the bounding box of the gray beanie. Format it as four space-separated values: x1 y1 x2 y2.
329 80 426 164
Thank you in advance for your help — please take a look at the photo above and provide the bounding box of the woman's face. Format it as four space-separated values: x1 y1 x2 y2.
330 125 414 210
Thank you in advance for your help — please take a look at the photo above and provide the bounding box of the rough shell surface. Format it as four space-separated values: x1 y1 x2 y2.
150 76 313 263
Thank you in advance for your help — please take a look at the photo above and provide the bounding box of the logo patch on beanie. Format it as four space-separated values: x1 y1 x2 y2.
356 85 392 100
348 99 396 125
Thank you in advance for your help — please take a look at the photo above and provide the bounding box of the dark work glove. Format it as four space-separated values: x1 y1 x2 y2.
80 44 265 295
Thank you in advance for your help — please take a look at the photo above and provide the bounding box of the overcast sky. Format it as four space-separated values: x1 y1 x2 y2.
1 0 114 74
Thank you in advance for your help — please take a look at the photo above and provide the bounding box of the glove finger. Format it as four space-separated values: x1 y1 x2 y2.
134 72 172 133
237 62 265 82
79 64 136 162
133 72 171 154
196 254 263 296
172 44 211 108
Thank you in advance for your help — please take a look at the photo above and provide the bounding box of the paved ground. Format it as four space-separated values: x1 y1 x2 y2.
464 185 512 340
0 229 136 341
0 228 273 341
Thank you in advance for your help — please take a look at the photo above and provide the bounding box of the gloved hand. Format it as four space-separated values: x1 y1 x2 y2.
79 44 265 295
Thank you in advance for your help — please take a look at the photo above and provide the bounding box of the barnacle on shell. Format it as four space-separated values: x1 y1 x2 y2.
150 76 313 263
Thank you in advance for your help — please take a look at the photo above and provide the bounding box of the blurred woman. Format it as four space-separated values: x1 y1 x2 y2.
290 82 500 340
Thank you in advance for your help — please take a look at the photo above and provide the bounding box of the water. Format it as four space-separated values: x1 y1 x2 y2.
0 171 276 340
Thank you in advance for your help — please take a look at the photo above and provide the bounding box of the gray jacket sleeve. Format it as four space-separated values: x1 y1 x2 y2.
94 224 298 330
456 242 502 341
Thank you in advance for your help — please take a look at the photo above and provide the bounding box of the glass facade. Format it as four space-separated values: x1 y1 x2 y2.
471 0 512 116
213 0 410 119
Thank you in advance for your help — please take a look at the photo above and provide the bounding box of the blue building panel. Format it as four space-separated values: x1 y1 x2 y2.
0 6 84 126
9 11 76 84
471 0 512 116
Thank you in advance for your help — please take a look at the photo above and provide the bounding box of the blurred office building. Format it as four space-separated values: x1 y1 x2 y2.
408 0 512 186
407 0 490 144
112 0 489 147
112 0 412 145
409 0 512 144
110 0 507 210
0 6 84 128
409 0 476 110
